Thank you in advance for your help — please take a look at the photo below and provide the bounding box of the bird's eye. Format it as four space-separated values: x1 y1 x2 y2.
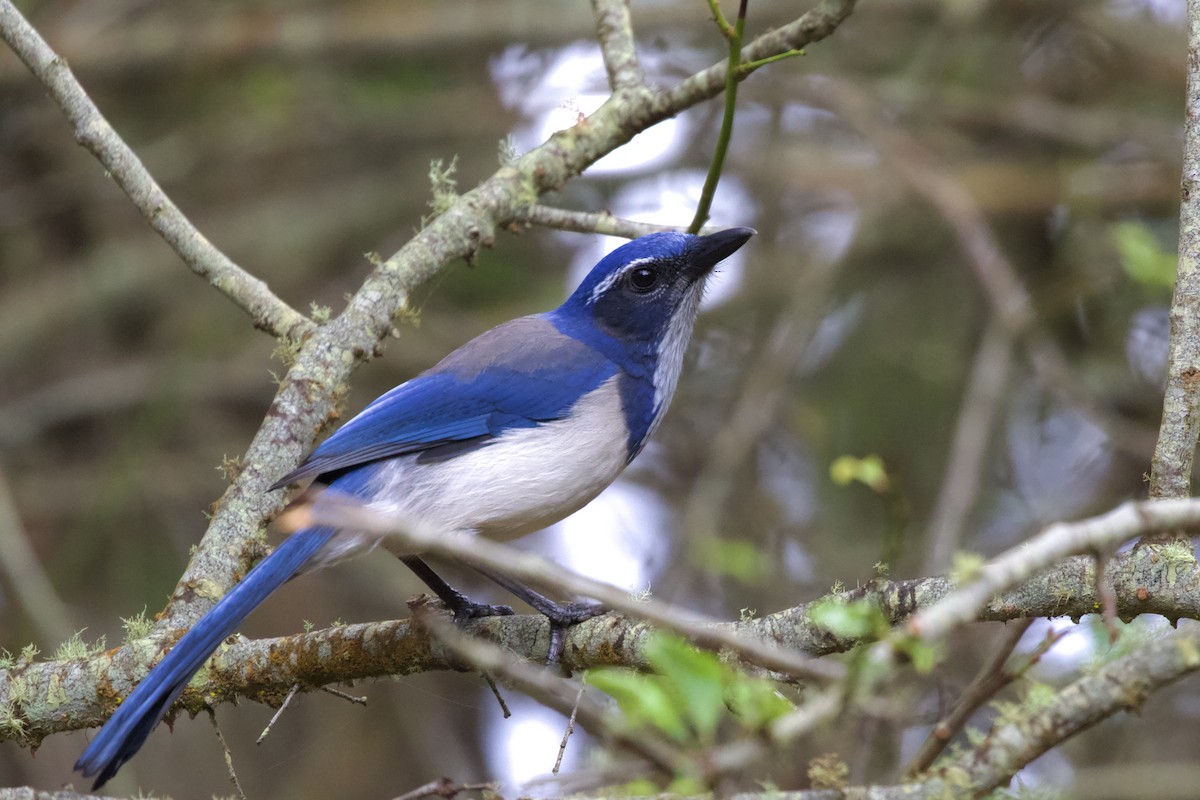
628 267 658 292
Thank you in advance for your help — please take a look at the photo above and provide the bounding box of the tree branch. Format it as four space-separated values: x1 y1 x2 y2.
510 206 688 238
1150 0 1200 503
937 625 1200 796
592 0 645 92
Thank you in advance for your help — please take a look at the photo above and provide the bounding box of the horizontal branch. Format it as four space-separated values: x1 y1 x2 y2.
510 206 698 238
6 498 1200 747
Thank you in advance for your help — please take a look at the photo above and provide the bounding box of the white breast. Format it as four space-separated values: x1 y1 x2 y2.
344 375 631 557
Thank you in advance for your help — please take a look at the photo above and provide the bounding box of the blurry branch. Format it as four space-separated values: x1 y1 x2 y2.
923 318 1014 574
902 618 1037 778
902 497 1200 646
6 497 1200 747
592 0 645 92
0 470 74 645
932 624 1200 796
810 78 1156 462
679 240 841 547
1149 0 1200 508
510 207 689 239
0 1 315 345
936 89 1181 154
0 360 265 448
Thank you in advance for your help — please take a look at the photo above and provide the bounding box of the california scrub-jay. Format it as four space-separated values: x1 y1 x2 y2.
74 226 754 788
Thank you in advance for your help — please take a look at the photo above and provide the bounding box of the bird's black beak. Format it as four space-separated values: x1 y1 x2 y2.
687 227 756 274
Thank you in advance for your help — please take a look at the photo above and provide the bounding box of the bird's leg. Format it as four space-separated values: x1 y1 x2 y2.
398 555 514 621
469 566 608 663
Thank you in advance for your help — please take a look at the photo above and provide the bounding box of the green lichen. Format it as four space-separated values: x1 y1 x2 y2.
424 156 459 221
951 551 986 586
53 630 92 661
309 302 331 323
122 609 154 642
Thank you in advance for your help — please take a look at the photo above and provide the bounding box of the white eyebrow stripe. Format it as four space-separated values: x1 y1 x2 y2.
588 256 660 304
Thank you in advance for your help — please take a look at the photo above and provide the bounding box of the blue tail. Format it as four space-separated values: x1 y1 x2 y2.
75 527 335 789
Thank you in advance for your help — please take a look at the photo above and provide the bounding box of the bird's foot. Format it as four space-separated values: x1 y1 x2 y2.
448 597 515 623
541 600 608 664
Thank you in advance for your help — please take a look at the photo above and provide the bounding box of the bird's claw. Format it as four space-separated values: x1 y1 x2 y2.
451 601 515 623
541 601 608 664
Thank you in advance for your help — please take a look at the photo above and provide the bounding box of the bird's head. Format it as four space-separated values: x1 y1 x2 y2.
557 227 755 348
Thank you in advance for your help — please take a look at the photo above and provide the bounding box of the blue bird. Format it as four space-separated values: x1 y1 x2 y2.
74 226 754 788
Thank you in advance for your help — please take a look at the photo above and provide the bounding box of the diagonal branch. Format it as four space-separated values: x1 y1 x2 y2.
0 1 315 344
940 625 1200 796
591 0 646 92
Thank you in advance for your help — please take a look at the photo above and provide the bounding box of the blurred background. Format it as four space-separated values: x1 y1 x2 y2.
0 0 1192 797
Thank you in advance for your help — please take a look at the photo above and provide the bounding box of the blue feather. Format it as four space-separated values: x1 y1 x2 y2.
75 527 336 789
274 315 620 486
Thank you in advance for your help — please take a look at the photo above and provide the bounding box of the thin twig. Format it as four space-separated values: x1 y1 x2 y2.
554 684 586 775
903 619 1034 777
901 498 1200 646
255 683 301 744
482 672 512 719
1094 548 1120 643
511 206 694 239
705 0 735 39
0 469 74 645
941 625 1200 795
390 777 500 800
0 0 314 344
924 319 1015 574
416 609 691 777
209 711 247 800
320 685 368 705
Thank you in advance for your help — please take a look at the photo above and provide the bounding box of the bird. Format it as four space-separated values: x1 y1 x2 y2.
74 226 755 789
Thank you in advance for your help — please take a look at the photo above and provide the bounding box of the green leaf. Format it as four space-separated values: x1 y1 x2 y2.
587 668 690 741
726 675 794 729
692 536 767 583
829 454 891 492
645 634 727 742
809 598 885 639
1111 221 1175 290
895 634 942 674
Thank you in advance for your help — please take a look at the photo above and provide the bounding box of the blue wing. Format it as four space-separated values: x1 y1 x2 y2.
272 315 618 487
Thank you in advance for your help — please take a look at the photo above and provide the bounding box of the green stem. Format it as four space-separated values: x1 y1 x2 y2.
738 48 806 75
706 0 735 39
689 1 746 234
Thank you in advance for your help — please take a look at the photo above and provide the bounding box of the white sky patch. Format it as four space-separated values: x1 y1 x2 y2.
490 43 687 175
1021 617 1095 674
521 480 671 589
